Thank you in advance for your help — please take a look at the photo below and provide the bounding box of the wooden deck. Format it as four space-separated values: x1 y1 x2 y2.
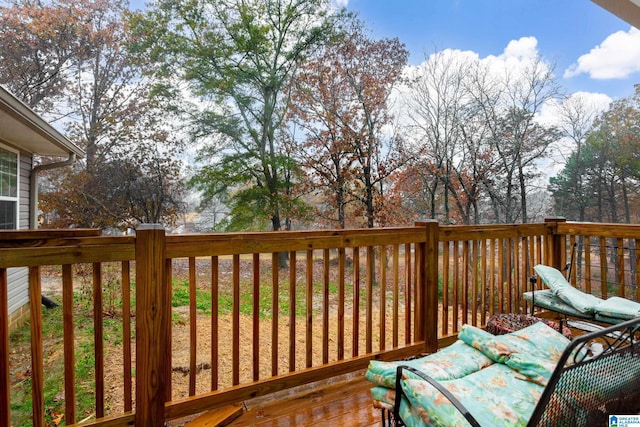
9 221 640 426
182 372 381 427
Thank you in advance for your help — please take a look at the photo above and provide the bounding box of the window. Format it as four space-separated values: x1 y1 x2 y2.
0 146 18 229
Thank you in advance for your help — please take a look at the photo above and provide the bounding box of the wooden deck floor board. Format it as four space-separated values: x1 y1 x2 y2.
228 374 380 427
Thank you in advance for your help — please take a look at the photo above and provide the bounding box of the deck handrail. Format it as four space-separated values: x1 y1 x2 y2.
2 219 639 426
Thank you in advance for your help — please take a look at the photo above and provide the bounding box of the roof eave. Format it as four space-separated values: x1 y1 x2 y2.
0 85 84 158
592 0 640 29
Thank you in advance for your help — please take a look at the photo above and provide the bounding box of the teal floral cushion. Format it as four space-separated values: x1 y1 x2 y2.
371 387 428 427
401 363 544 427
366 340 493 388
371 385 395 410
367 321 574 426
458 322 570 364
504 353 558 386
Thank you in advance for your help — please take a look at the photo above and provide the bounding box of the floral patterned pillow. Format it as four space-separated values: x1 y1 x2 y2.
505 353 558 386
459 322 570 364
366 339 493 388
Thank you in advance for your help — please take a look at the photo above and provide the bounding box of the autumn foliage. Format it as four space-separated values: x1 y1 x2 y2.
2 0 640 231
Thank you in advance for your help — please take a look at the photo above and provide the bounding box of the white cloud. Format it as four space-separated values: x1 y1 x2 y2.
564 27 640 79
333 0 349 7
481 36 543 78
502 36 538 60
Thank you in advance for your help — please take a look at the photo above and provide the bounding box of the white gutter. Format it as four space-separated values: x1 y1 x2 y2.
29 154 77 228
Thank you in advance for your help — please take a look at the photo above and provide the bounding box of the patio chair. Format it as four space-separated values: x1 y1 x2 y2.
391 317 640 427
523 264 640 326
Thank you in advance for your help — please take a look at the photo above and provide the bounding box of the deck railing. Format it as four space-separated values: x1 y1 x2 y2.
1 218 636 426
557 221 640 302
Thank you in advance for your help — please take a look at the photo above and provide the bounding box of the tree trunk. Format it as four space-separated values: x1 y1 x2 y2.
518 157 528 223
271 214 288 268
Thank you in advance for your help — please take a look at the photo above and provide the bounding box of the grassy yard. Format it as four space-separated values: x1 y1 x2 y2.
10 292 115 426
9 256 385 426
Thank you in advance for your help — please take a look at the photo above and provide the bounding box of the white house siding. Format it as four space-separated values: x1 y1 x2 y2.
7 150 32 329
7 268 29 329
19 151 31 228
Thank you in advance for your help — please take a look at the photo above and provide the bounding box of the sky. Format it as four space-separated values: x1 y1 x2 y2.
128 0 640 173
128 0 640 102
341 0 640 101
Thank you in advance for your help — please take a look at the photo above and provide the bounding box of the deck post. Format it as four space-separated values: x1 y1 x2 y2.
415 220 440 354
135 224 169 426
545 217 567 270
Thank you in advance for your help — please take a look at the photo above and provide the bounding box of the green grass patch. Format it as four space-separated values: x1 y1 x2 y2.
9 296 122 427
172 279 211 313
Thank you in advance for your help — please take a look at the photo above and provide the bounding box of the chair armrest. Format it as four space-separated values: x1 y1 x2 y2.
394 365 482 427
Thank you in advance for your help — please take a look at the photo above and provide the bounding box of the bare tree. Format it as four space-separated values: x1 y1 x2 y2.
468 56 561 223
404 50 494 224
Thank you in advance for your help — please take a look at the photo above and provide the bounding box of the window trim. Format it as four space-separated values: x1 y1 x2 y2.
0 143 19 230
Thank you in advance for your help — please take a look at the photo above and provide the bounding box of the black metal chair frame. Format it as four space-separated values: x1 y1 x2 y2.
388 317 640 427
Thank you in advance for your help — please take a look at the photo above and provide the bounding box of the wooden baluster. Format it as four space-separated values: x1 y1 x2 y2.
471 240 478 326
490 238 496 316
322 249 329 364
305 250 313 368
441 241 450 336
617 238 625 298
462 240 469 325
452 241 460 332
514 237 521 314
364 247 372 355
521 237 530 315
93 263 104 417
392 244 400 347
600 237 608 299
189 257 197 395
29 266 44 427
480 238 487 325
211 256 219 391
271 253 279 376
404 243 412 343
233 254 240 384
62 264 76 423
338 247 346 360
380 245 387 351
165 259 173 401
585 236 592 294
352 247 360 357
253 253 260 380
498 238 504 314
289 251 296 372
121 261 132 412
506 238 513 314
